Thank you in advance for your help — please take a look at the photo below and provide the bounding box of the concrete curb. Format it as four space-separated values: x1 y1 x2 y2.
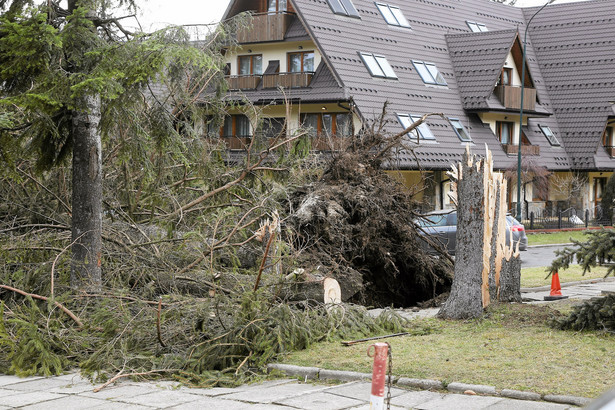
526 243 574 249
267 363 592 406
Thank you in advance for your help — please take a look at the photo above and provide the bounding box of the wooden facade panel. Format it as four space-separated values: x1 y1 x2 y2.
226 75 261 90
263 72 313 88
495 86 536 111
503 144 540 156
237 12 294 43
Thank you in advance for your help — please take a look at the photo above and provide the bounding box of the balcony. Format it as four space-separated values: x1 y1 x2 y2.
606 146 615 157
263 72 314 89
226 75 261 90
236 12 294 44
221 136 251 150
495 85 536 111
503 144 540 156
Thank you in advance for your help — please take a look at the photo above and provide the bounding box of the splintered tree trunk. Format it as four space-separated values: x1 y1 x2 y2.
499 251 522 302
489 176 508 301
71 95 102 289
439 149 487 319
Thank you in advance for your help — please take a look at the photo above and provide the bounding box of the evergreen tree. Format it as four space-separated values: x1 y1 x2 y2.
0 1 229 288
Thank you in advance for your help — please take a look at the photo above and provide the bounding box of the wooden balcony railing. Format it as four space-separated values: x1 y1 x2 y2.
495 85 536 111
262 72 314 89
503 144 540 156
236 12 294 44
221 136 251 150
225 75 261 90
606 146 615 157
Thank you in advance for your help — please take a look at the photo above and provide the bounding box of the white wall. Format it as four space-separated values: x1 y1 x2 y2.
225 41 322 75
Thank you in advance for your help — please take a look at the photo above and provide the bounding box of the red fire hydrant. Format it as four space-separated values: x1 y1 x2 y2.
368 342 389 410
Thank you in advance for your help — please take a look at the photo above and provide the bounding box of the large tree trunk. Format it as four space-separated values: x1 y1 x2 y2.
439 148 488 319
71 95 102 289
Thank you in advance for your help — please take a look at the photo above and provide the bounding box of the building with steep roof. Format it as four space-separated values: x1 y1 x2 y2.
209 0 615 217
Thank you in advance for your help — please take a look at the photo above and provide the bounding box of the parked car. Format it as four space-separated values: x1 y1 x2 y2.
415 210 528 255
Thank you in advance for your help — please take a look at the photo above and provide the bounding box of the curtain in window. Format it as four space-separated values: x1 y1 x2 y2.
302 114 318 136
336 113 351 136
236 116 250 137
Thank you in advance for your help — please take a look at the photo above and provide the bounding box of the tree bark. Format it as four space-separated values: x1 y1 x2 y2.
439 149 487 319
71 94 102 289
499 253 522 302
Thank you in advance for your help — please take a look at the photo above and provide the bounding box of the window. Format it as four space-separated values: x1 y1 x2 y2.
449 118 472 142
539 125 560 146
496 121 513 144
288 51 315 73
326 0 360 18
301 113 351 137
603 126 614 147
397 114 436 141
260 117 286 138
359 52 397 79
412 60 446 86
375 3 411 28
268 0 287 12
497 67 512 86
221 115 251 137
238 55 263 75
466 21 488 32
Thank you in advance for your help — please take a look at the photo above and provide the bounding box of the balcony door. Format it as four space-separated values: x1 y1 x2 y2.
268 0 287 12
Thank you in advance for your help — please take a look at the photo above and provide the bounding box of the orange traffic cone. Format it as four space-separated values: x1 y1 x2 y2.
544 271 569 301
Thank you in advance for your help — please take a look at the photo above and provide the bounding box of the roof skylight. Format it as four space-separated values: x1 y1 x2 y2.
540 125 560 146
359 52 398 79
397 114 436 140
327 0 361 18
376 3 411 28
449 118 472 142
412 60 447 86
467 21 488 32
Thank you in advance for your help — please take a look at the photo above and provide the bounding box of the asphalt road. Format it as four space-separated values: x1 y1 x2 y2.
520 244 570 268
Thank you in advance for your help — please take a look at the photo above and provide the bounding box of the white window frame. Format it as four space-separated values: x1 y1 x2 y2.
327 0 361 18
467 21 488 32
540 125 560 146
397 114 436 141
412 60 447 86
449 118 472 142
375 3 411 28
359 52 398 79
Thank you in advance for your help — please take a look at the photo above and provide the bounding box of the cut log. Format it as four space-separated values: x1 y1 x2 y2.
282 277 342 305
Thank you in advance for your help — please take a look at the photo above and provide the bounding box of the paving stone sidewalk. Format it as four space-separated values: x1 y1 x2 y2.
0 374 583 409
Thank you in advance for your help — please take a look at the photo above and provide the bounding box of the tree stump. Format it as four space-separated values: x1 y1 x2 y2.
499 247 522 302
438 147 487 319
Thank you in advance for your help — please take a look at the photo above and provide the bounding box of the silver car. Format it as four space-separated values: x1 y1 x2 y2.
416 210 528 256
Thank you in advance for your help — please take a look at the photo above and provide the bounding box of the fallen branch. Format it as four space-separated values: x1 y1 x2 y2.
156 297 166 348
0 284 83 328
93 369 177 393
341 332 410 346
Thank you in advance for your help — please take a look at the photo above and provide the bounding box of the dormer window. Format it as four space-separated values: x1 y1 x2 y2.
603 125 614 151
397 114 436 141
326 0 361 18
449 118 472 142
412 60 447 86
497 121 513 144
359 52 397 79
268 0 288 12
540 125 560 146
467 21 488 32
497 67 512 86
376 3 411 28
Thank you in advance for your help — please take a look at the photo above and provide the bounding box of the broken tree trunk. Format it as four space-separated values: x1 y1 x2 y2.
489 175 508 301
438 146 491 319
499 242 522 302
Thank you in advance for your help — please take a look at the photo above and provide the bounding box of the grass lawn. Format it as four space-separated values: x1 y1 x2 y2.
521 265 611 288
527 230 593 246
282 303 615 398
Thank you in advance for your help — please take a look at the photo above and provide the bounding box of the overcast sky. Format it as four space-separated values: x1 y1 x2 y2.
135 0 590 31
